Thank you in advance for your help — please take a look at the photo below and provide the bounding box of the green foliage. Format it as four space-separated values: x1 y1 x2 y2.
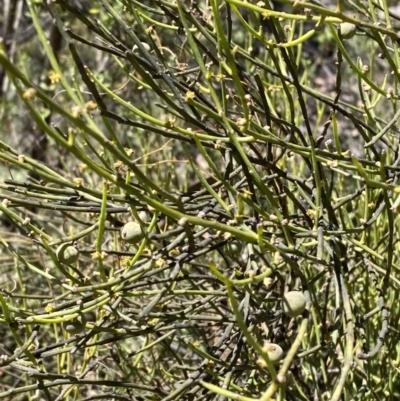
0 0 400 400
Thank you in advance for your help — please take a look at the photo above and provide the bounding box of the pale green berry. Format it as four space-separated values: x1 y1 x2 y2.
264 343 284 364
226 241 243 258
63 314 87 334
282 291 306 317
56 244 79 264
340 23 357 39
121 221 144 244
132 42 151 52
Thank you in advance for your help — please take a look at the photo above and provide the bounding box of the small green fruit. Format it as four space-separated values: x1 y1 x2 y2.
57 244 79 264
121 221 144 244
340 23 356 39
226 241 243 258
264 343 284 364
63 314 87 334
132 42 151 52
282 291 306 317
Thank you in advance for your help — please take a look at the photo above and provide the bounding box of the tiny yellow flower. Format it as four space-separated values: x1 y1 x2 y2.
22 88 37 100
48 70 61 84
74 178 84 187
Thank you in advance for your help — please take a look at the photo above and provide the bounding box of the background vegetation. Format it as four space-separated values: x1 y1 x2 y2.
1 0 400 400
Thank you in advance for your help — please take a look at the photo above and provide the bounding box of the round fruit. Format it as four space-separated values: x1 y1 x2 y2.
132 42 151 52
226 241 243 258
282 291 306 317
56 244 79 264
121 221 144 244
63 314 87 334
340 23 356 39
264 343 284 364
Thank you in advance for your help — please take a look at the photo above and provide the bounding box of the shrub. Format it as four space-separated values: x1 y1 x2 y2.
0 0 400 400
